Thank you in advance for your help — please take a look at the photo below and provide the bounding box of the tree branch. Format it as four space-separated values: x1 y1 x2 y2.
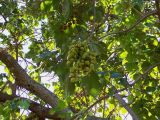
100 10 157 40
75 83 139 120
155 0 160 21
0 48 58 108
114 93 139 120
74 90 139 120
0 81 10 92
72 94 109 119
130 62 160 86
112 62 160 119
0 92 61 119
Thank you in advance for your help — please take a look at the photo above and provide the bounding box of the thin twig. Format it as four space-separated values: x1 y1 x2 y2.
99 10 157 40
106 62 160 120
107 105 117 119
71 63 159 120
130 62 160 86
0 81 9 92
72 94 109 119
92 0 96 35
19 109 25 120
114 93 139 120
116 62 160 93
103 95 105 118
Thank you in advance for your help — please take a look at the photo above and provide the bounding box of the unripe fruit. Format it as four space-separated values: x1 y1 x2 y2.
85 61 90 65
70 68 75 73
68 58 72 61
71 77 76 82
90 64 94 70
67 61 71 65
67 41 97 81
84 67 90 72
69 72 73 77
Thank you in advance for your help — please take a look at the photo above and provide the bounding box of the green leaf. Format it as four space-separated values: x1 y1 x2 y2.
128 94 134 102
146 87 156 92
50 99 67 113
40 2 45 10
18 99 30 110
119 51 128 59
81 72 101 96
111 72 121 78
119 78 128 87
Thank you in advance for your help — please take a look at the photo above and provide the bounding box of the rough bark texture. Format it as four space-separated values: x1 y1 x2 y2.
0 49 58 108
0 92 62 119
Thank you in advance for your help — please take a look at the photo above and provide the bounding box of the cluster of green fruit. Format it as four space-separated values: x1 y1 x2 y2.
60 18 77 32
67 41 96 82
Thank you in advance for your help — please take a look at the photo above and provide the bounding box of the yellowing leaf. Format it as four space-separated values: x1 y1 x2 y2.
120 51 128 59
6 88 12 95
153 40 158 46
120 108 127 114
40 2 45 10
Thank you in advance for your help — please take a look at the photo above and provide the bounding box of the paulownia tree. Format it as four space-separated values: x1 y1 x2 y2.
0 0 160 119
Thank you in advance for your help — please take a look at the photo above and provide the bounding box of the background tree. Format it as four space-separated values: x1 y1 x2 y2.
0 0 160 119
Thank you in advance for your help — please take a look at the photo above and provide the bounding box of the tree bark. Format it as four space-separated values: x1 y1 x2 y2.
0 92 61 119
0 48 58 108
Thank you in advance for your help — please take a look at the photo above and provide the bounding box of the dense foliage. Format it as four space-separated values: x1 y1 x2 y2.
0 0 160 119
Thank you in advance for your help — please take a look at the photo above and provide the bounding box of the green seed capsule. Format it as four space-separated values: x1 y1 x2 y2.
84 67 90 72
70 68 75 73
67 61 71 65
70 58 74 62
70 73 75 77
90 64 94 70
85 61 90 65
70 77 76 82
